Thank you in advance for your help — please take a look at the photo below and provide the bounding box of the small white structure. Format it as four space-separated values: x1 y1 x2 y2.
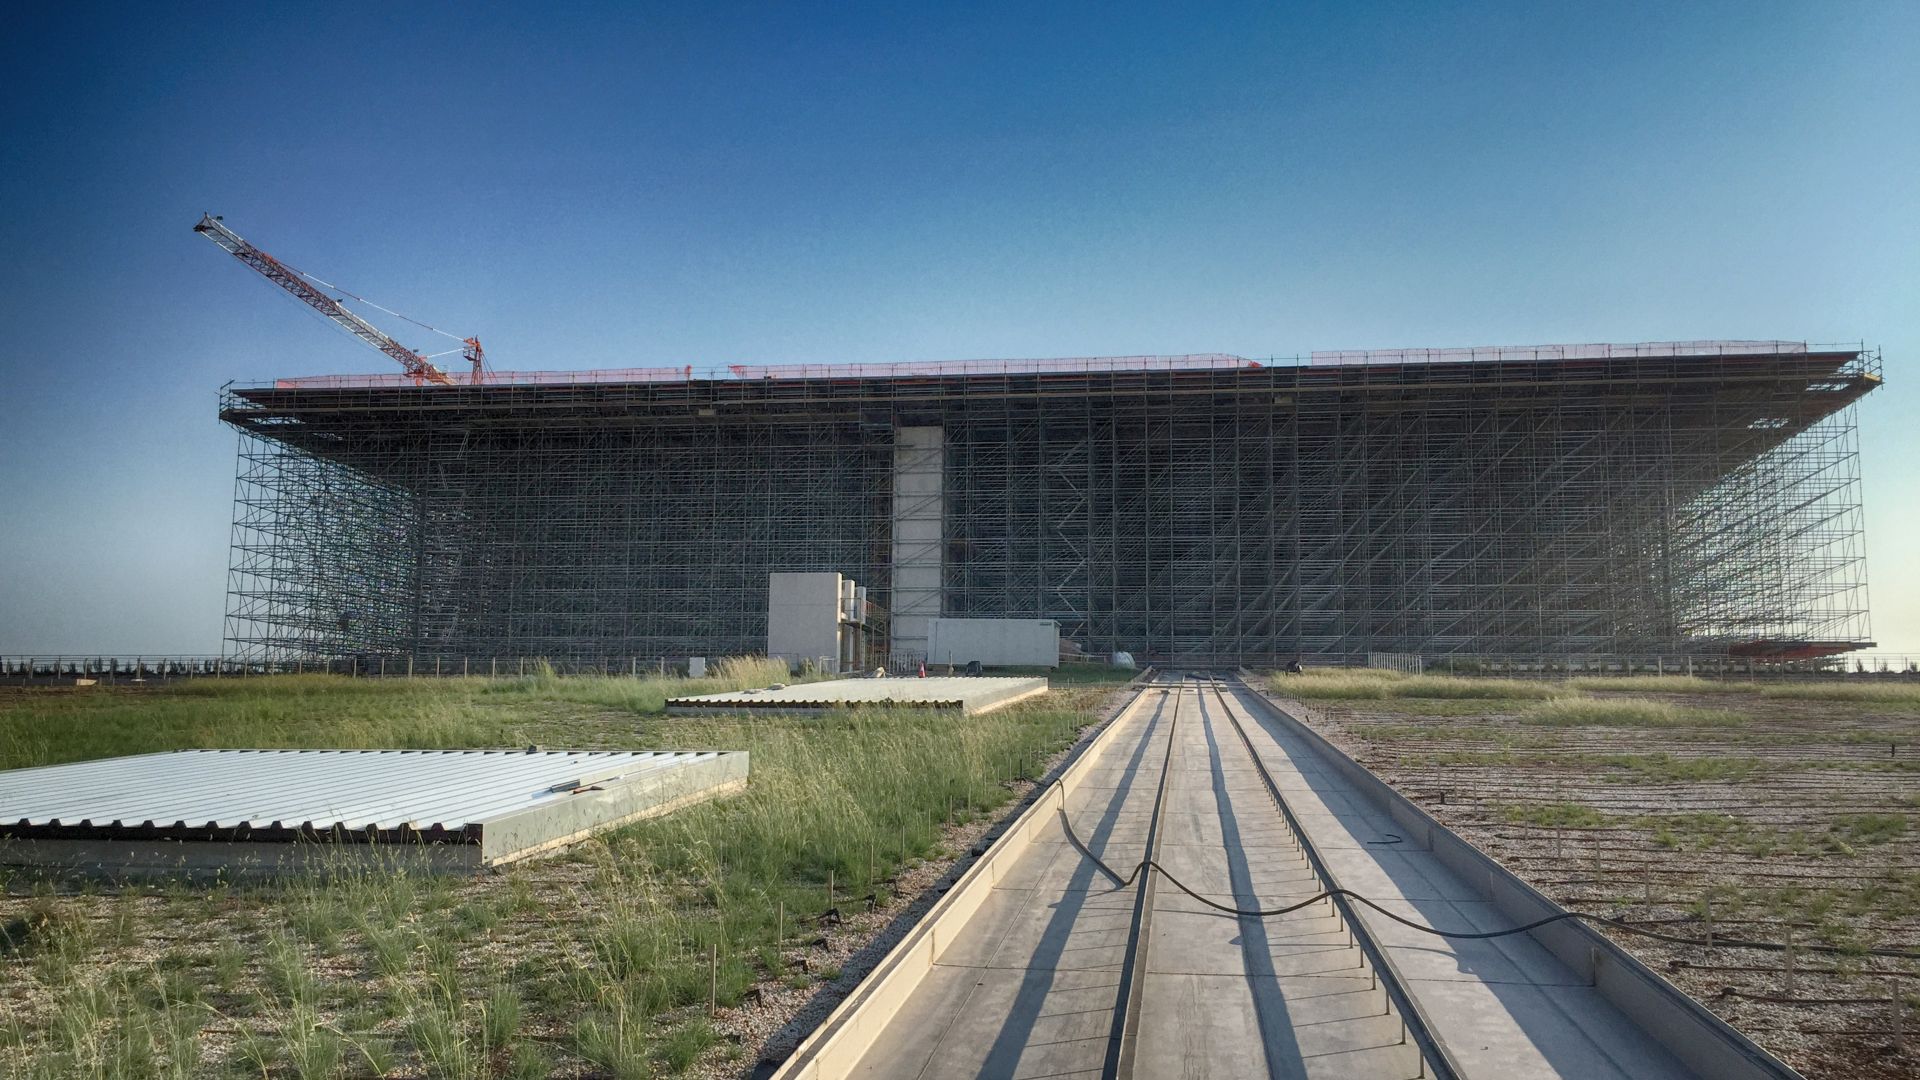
767 571 875 673
928 618 1060 669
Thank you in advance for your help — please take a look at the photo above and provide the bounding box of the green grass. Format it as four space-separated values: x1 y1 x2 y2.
1360 723 1551 745
0 656 796 771
1270 668 1571 701
1501 801 1610 828
1587 752 1767 782
1348 699 1549 718
1829 812 1909 846
0 661 1113 1076
1402 749 1529 767
1643 812 1803 854
1516 806 1908 858
1517 697 1748 729
1397 748 1768 782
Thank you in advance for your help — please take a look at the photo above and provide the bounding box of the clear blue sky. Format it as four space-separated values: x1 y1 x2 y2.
2 1 1915 655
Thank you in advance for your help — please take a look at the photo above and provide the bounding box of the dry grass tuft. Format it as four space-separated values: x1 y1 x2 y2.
1519 697 1748 729
1759 681 1920 705
1566 675 1758 694
1271 668 1570 701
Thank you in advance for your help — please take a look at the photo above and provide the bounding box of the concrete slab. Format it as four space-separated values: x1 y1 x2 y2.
851 965 1120 1080
1134 972 1423 1079
668 675 1047 716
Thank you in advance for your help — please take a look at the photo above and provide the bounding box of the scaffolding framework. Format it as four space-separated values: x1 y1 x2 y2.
220 342 1880 664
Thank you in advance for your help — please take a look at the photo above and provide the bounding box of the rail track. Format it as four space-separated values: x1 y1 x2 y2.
777 672 1787 1079
1083 673 1453 1078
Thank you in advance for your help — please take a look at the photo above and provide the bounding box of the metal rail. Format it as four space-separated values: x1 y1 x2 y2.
1084 673 1458 1079
1202 675 1463 1080
1103 678 1183 1077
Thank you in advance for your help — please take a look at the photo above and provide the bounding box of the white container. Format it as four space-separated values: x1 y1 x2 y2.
927 619 1060 669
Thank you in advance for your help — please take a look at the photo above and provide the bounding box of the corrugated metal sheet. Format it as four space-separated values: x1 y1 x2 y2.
0 749 722 841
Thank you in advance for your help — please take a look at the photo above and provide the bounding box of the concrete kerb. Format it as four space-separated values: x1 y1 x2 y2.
1236 673 1803 1080
769 674 1157 1080
479 751 750 865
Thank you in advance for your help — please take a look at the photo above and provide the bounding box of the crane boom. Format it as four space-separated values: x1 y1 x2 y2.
194 213 480 385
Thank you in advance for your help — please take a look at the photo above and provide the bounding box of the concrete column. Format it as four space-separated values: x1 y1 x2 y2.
890 427 944 662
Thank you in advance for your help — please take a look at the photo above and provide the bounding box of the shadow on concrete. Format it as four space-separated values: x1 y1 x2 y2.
1197 690 1308 1078
972 690 1170 1078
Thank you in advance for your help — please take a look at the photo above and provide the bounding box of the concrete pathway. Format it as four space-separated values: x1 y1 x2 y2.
847 680 1699 1079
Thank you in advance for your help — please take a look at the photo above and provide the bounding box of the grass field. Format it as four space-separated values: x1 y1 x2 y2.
0 662 1132 1078
1267 668 1571 701
1265 670 1920 1080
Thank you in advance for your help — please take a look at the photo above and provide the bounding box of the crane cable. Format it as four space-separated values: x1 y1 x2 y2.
286 264 468 343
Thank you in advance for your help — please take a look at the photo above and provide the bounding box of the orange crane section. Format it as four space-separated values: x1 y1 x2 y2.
194 213 483 385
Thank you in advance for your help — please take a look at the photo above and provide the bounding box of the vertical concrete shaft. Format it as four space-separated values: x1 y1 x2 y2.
891 427 944 662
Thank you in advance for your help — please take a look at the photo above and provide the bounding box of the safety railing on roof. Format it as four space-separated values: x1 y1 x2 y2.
262 353 1262 390
1306 339 1831 366
0 654 853 681
244 341 1877 392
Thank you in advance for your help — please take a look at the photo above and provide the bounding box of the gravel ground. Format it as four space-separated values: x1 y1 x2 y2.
1267 683 1920 1080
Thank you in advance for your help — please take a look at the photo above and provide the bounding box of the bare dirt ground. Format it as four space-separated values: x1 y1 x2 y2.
1275 684 1920 1080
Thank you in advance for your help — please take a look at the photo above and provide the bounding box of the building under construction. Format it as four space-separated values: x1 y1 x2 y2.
218 341 1879 666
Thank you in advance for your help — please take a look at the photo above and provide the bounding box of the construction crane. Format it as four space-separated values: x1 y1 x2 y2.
194 213 483 385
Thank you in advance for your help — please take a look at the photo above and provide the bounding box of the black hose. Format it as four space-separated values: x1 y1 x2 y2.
1055 807 1920 960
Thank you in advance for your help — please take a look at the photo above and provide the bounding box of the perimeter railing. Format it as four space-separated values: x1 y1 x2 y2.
0 655 774 683
239 339 1877 392
6 649 1911 684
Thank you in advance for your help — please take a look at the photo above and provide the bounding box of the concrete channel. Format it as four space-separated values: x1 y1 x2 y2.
774 673 1803 1080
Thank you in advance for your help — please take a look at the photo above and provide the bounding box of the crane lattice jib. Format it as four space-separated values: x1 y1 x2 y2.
194 214 453 385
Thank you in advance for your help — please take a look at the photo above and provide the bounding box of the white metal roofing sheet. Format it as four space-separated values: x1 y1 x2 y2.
0 749 720 833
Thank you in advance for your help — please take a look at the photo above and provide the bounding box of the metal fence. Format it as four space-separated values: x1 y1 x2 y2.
6 650 1915 684
0 655 736 683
